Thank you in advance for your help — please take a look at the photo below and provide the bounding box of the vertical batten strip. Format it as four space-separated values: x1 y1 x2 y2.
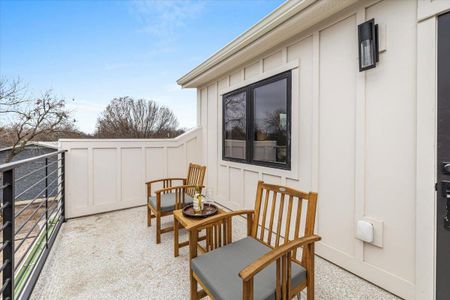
142 147 146 202
88 146 94 209
117 147 122 202
354 8 367 262
311 31 320 234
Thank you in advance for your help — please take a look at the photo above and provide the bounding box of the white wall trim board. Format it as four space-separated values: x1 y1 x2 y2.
417 0 450 22
219 59 299 96
415 15 437 300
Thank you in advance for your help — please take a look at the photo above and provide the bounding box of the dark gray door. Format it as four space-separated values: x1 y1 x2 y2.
437 11 450 300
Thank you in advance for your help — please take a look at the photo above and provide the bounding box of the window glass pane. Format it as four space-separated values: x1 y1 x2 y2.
253 78 288 164
224 91 246 160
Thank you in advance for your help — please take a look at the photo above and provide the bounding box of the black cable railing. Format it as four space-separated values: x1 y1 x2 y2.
0 150 66 300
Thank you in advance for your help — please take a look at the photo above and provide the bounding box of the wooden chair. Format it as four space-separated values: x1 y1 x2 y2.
146 163 206 244
188 180 320 300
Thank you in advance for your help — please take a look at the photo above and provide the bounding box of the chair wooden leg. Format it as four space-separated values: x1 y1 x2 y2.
156 213 161 244
190 270 198 300
189 230 199 300
243 279 254 299
307 282 314 300
147 206 152 227
174 216 179 257
306 245 315 300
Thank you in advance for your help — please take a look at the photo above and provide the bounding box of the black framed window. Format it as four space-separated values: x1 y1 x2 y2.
222 71 291 170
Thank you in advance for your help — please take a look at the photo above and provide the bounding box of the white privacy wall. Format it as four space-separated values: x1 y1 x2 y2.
197 1 418 298
59 128 201 219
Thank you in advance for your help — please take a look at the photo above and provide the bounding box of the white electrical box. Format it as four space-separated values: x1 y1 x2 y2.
355 217 384 248
356 220 374 243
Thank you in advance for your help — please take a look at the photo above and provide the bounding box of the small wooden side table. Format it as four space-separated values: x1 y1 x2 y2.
173 206 225 257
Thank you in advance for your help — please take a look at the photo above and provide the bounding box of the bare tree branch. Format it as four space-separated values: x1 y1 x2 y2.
94 97 182 139
0 77 27 114
0 78 74 162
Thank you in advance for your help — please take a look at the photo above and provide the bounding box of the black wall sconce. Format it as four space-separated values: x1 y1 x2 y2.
358 19 379 72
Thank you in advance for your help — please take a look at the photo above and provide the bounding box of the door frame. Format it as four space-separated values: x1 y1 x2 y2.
435 11 450 300
417 5 450 299
416 13 437 300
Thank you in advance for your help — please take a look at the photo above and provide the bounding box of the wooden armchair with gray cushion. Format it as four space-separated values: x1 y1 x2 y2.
146 163 206 244
187 181 320 300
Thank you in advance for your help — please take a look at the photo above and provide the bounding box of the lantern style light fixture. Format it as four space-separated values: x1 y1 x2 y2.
358 19 379 72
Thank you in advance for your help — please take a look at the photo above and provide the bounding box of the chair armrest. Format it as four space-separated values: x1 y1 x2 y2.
146 178 187 198
186 210 254 230
155 185 204 194
145 178 186 185
239 235 321 281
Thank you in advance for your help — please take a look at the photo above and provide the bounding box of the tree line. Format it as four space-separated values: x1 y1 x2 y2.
0 78 184 162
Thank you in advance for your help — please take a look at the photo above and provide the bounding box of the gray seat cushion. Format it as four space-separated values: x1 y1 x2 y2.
191 236 306 300
148 193 193 212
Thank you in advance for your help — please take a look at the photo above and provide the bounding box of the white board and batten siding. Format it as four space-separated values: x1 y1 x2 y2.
59 128 202 219
198 1 421 299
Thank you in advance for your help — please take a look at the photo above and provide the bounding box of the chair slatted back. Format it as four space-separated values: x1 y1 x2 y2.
251 181 318 263
185 163 207 197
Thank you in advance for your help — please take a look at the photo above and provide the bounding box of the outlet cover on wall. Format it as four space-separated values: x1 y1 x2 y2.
356 217 384 248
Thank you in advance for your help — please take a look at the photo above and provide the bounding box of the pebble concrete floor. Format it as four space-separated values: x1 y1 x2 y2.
31 206 400 300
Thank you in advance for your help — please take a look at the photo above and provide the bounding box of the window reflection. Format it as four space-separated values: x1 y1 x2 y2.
253 79 288 164
224 91 246 160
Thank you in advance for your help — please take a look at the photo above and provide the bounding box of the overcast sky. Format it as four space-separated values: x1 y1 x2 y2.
1 0 283 133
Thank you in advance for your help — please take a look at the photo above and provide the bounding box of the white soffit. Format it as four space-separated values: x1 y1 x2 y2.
177 0 359 88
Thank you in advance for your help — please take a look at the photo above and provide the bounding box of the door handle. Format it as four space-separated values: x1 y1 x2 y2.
442 162 450 175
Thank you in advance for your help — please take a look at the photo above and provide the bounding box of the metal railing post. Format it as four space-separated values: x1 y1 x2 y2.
61 152 66 222
45 158 49 248
2 169 15 300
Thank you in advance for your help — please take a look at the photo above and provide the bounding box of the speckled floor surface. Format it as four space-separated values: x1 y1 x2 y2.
31 207 400 300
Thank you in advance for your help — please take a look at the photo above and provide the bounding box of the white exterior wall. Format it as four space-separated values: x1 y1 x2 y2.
197 1 429 299
59 128 202 219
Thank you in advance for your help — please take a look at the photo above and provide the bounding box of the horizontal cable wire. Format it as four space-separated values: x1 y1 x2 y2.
49 205 63 221
0 259 10 273
14 241 45 285
0 202 10 211
0 150 66 173
14 199 60 257
0 221 11 232
14 203 62 272
0 278 10 294
15 189 62 236
14 160 60 183
14 167 60 200
15 174 63 218
14 206 62 285
15 199 48 236
0 240 9 253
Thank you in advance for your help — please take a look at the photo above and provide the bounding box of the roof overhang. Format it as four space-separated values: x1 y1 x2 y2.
177 0 359 88
0 141 59 153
